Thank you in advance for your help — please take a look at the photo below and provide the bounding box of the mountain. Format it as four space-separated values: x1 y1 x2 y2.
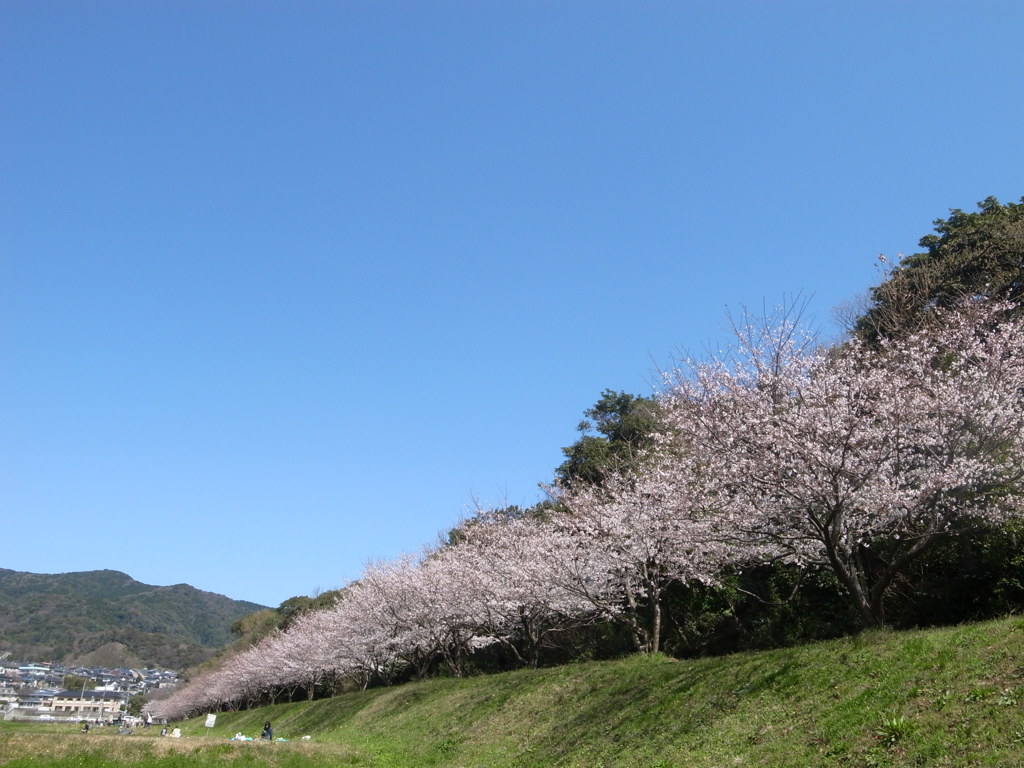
0 569 267 669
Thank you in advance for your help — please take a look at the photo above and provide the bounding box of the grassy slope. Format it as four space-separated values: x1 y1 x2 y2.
4 616 1023 767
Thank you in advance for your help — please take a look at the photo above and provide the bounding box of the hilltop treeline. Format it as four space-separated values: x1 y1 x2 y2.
153 198 1024 720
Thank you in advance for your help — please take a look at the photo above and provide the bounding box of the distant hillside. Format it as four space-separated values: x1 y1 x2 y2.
0 569 267 669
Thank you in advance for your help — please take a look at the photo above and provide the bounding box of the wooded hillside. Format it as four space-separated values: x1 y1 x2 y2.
0 569 266 669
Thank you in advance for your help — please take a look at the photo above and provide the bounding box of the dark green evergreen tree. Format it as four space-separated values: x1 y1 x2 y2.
555 389 663 489
855 196 1024 343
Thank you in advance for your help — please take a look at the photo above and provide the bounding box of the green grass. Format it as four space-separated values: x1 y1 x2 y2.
3 615 1024 767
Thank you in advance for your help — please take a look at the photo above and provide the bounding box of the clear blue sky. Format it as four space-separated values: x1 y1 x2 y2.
3 1 1022 607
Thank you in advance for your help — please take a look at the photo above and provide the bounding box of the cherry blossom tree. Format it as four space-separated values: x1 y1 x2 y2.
556 459 739 654
340 552 488 680
436 510 597 666
664 301 1024 627
257 623 330 701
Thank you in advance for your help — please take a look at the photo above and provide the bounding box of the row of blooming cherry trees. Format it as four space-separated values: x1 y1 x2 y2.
152 301 1024 720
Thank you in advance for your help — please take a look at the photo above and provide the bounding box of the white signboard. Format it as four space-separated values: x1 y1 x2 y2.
205 714 217 729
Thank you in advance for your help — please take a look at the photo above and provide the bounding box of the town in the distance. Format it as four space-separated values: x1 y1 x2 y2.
0 658 178 727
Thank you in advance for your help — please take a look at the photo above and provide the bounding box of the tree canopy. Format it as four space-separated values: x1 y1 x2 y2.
555 389 663 488
854 196 1024 343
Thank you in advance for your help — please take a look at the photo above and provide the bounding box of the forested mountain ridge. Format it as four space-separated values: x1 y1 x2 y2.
0 568 267 669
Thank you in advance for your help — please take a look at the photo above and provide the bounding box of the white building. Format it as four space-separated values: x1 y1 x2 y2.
50 690 127 720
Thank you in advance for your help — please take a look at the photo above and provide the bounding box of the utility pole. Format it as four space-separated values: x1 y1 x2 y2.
78 676 88 721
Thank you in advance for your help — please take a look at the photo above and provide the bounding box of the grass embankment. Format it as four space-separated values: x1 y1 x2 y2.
2 616 1022 767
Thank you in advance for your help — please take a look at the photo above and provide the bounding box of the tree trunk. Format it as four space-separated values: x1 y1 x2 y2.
649 600 662 654
822 529 884 628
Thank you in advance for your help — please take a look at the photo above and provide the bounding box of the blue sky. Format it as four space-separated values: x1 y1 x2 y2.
2 1 1022 607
